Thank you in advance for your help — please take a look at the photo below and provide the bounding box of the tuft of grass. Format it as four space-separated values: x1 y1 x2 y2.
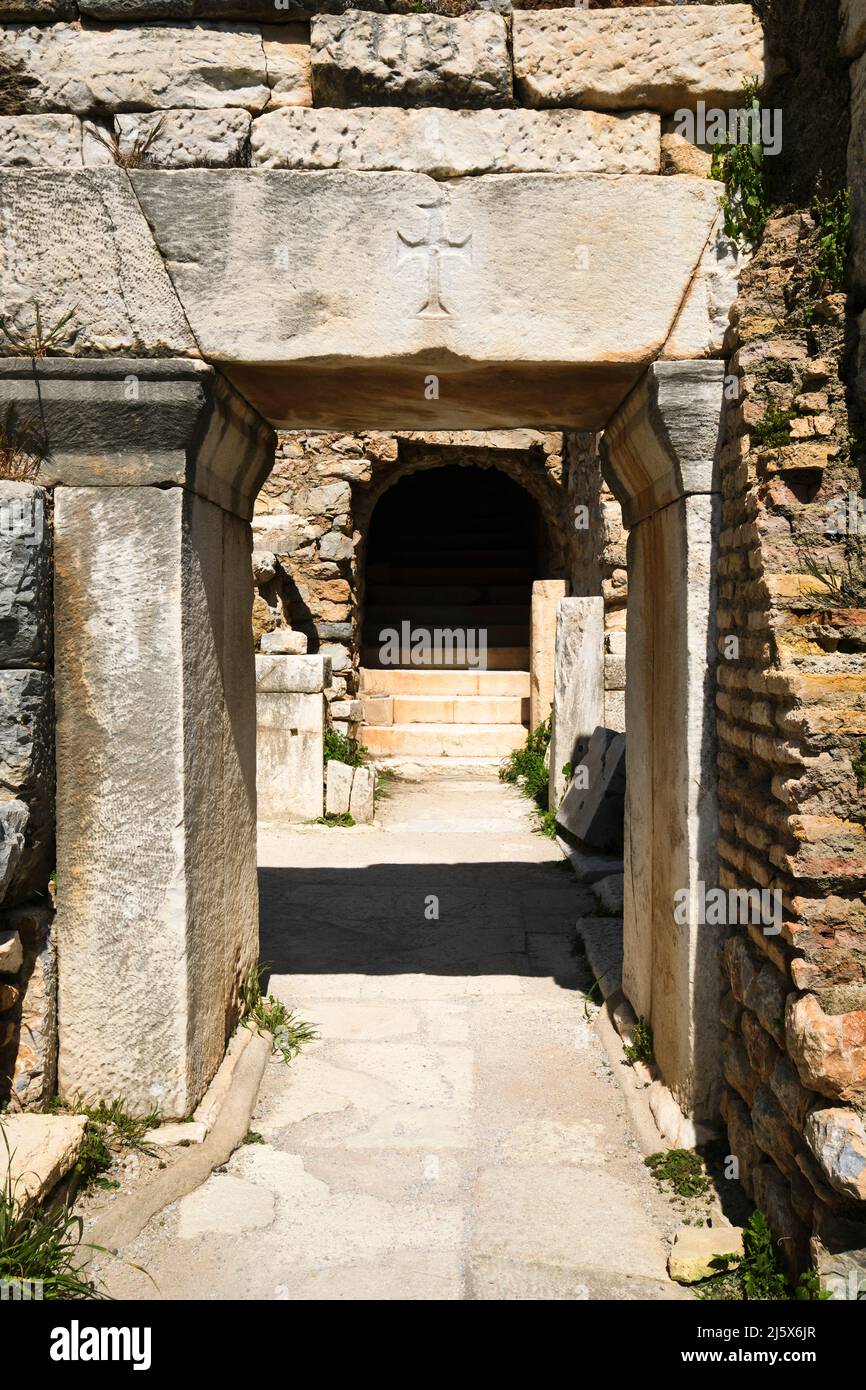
645 1148 710 1200
323 729 367 768
243 1131 265 1146
0 1132 103 1300
623 1015 654 1067
500 717 552 836
314 811 356 828
797 534 866 609
49 1096 160 1189
0 401 45 480
0 301 77 357
241 966 317 1065
89 117 165 170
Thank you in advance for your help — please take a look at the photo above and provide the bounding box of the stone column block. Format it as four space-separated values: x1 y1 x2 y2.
548 595 604 811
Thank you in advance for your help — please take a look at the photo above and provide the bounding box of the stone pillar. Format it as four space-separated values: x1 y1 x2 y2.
256 654 331 823
0 359 276 1116
529 579 566 731
600 361 725 1122
548 597 604 812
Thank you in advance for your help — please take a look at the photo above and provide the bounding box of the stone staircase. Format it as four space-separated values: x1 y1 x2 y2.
359 667 530 769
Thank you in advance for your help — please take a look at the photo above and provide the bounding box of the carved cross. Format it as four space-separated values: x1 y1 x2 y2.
397 193 472 320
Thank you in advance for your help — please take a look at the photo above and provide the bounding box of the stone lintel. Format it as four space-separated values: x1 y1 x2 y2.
600 360 726 528
0 358 275 521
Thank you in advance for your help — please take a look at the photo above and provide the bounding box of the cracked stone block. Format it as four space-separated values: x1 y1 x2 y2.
310 11 512 109
0 114 82 168
3 22 272 115
114 109 251 168
262 24 313 107
251 106 660 174
325 759 353 815
513 5 765 113
557 727 626 853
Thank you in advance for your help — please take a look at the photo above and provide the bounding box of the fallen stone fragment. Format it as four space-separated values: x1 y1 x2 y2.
668 1224 744 1284
0 1113 87 1210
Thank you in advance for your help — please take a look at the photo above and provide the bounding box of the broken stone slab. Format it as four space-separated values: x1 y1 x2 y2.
0 484 51 668
557 840 624 884
0 1113 87 1210
310 11 512 109
668 1225 744 1284
805 1106 866 1202
255 653 330 694
128 168 722 431
259 627 308 655
513 5 765 113
4 22 273 115
590 872 624 918
325 758 354 815
348 763 375 823
548 597 604 811
557 727 626 853
251 106 661 175
0 114 83 168
0 171 197 358
143 1120 208 1146
0 927 23 974
113 109 251 169
0 800 29 905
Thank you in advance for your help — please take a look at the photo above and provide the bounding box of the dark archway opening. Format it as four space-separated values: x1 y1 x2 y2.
362 464 543 671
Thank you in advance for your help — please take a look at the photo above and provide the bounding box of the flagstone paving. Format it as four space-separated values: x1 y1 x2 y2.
103 778 688 1301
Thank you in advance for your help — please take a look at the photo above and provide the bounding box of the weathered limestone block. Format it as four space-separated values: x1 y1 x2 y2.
548 597 603 812
54 485 260 1115
787 992 866 1102
513 5 765 113
114 109 251 168
259 627 308 654
348 763 375 823
557 726 625 851
256 652 328 822
0 114 82 167
529 579 565 732
262 24 312 107
0 483 51 667
310 12 512 108
662 217 744 360
325 758 353 814
0 669 52 898
0 1113 86 1209
3 22 272 115
669 1225 744 1284
0 171 196 357
0 801 27 905
841 0 866 60
129 169 722 430
805 1106 866 1203
251 106 661 174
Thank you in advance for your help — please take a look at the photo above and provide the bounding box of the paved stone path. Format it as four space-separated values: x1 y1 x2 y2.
106 778 684 1300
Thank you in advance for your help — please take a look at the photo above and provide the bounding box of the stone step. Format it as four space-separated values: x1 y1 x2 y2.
361 646 530 670
391 693 529 724
361 667 530 696
369 755 503 781
360 721 527 757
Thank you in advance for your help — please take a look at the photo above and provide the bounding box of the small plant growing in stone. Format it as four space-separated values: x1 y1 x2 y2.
48 1094 160 1190
811 188 851 291
623 1015 654 1067
89 116 165 171
751 405 794 450
323 729 367 768
699 1210 831 1302
710 79 771 246
314 811 356 828
241 966 317 1064
853 739 866 791
645 1148 710 1200
500 717 553 836
798 533 866 608
0 402 45 480
0 301 77 357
